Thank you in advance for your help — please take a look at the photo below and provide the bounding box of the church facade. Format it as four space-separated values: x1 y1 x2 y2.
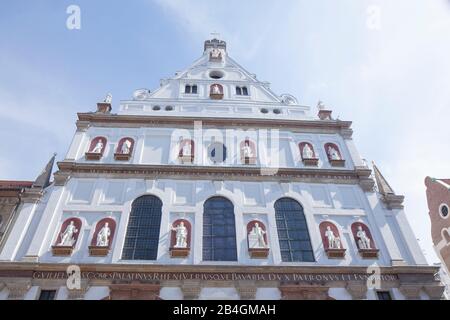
0 39 444 300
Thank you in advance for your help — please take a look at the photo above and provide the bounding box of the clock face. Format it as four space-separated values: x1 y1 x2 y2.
133 89 150 100
208 142 227 163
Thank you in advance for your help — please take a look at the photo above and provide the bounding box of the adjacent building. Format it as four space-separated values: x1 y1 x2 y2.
0 39 444 300
425 177 450 275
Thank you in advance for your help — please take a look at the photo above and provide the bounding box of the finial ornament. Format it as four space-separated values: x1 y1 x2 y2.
104 93 112 104
210 31 221 39
317 100 326 111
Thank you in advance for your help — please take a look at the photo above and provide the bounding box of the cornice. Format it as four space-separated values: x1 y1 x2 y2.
0 262 440 276
76 113 353 136
55 161 372 188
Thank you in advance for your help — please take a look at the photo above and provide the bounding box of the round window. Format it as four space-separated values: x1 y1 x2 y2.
165 106 174 111
273 108 281 114
209 70 224 79
440 204 449 218
152 105 161 111
260 108 269 114
208 142 227 163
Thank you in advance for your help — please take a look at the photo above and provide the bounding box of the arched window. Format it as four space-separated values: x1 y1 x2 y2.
203 196 237 261
122 195 163 260
208 142 227 164
274 198 314 262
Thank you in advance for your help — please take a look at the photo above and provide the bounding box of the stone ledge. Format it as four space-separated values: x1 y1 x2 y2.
302 158 319 167
248 248 270 259
85 152 102 161
170 247 190 258
114 153 131 161
51 246 74 256
89 246 110 257
325 248 346 259
358 249 379 259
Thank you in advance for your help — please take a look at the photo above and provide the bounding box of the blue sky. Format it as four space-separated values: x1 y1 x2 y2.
0 0 449 263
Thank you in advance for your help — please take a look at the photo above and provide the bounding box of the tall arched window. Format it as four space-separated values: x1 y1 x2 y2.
203 196 237 261
122 195 163 260
275 198 314 262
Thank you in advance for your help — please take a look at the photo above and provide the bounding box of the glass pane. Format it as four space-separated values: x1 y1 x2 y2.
122 195 162 260
275 198 314 262
203 197 237 261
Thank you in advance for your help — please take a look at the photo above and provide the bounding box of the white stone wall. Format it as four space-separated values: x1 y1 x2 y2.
67 126 355 171
0 177 424 267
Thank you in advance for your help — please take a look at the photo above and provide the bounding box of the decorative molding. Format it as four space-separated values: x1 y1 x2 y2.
181 280 202 300
399 284 422 300
77 112 353 136
5 279 32 300
345 282 367 300
67 280 90 300
279 284 332 300
423 284 445 300
55 161 374 186
236 280 257 300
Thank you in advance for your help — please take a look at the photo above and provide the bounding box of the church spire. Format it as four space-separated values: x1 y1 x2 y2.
372 162 404 209
32 153 56 189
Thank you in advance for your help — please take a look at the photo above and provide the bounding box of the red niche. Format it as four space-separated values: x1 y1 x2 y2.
351 222 376 250
247 220 268 244
319 221 343 249
170 219 191 248
55 218 82 247
324 143 342 161
210 83 224 94
88 136 107 155
116 137 135 155
240 139 257 164
90 218 116 249
178 139 195 158
299 142 316 159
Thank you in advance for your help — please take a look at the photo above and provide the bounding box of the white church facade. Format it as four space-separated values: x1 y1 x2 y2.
0 38 444 300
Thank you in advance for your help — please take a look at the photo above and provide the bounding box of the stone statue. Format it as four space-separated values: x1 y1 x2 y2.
324 226 341 249
356 225 371 249
212 84 221 95
104 93 112 104
211 48 222 59
182 142 192 157
328 146 341 160
171 222 188 248
91 140 104 154
120 139 132 154
302 144 314 159
248 222 267 249
58 221 78 247
242 142 253 158
96 222 111 247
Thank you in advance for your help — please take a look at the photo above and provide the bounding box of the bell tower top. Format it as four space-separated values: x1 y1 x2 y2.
204 38 227 52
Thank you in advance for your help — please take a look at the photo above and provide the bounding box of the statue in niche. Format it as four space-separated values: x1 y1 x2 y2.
104 93 112 104
212 84 221 95
181 141 192 157
356 225 371 249
91 140 104 154
120 139 132 154
58 221 79 247
171 221 188 248
248 222 267 249
327 146 341 160
211 48 222 59
242 141 254 158
96 222 111 247
302 144 314 159
324 226 341 249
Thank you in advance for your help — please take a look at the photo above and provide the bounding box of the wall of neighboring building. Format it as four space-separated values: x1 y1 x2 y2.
425 177 450 272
